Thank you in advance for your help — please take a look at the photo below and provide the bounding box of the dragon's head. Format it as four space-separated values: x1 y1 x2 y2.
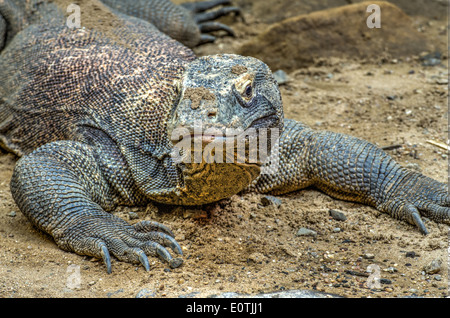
167 54 284 204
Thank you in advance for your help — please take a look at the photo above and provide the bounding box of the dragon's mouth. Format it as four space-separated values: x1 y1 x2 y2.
248 113 279 130
171 113 279 143
170 131 271 167
169 113 280 166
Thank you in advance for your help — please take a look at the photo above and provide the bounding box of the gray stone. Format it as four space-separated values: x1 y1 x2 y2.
363 253 375 260
136 288 156 298
423 258 442 274
329 209 347 221
272 70 290 85
128 211 139 220
260 195 282 208
296 227 317 237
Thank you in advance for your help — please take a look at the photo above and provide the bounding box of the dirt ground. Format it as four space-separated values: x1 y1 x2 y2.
0 1 448 298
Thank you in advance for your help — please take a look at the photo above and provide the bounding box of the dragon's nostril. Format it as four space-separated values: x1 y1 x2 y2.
208 111 217 118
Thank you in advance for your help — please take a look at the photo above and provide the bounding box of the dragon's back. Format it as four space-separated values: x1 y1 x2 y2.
0 0 196 156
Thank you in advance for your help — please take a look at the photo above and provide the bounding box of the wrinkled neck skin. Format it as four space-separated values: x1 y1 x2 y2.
177 160 262 205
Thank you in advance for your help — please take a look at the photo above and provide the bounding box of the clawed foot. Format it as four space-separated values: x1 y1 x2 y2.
181 0 241 45
379 172 450 235
57 216 183 273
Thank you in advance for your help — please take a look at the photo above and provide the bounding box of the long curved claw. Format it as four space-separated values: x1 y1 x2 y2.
117 246 151 271
136 231 184 255
136 249 150 272
70 237 113 274
403 204 429 235
100 244 112 274
411 212 428 235
141 241 182 268
160 232 183 255
199 34 216 44
199 21 235 36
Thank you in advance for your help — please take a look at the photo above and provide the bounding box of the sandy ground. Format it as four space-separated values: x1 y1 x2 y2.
0 1 448 298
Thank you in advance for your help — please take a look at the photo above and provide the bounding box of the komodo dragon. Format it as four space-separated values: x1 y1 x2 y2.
0 0 448 273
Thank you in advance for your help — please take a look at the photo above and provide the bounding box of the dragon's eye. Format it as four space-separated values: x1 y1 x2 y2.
239 79 253 100
234 74 255 106
244 84 253 98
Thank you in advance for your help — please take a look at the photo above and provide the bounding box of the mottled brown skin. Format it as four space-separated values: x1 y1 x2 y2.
0 0 448 273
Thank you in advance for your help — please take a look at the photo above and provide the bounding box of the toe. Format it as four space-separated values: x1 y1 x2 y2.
199 21 235 36
199 34 216 44
69 237 113 274
403 203 428 235
194 7 241 23
133 220 175 237
134 231 183 255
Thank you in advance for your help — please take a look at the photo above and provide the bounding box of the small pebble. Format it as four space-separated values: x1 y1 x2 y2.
423 58 441 66
248 252 266 264
272 70 290 85
260 195 282 208
296 227 317 237
8 211 16 217
128 212 139 220
136 288 156 298
380 278 392 285
423 258 442 274
329 209 347 221
436 78 448 85
383 267 397 273
363 253 375 260
420 51 441 66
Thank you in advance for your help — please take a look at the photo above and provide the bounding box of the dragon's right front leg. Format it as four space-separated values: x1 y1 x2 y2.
10 140 182 273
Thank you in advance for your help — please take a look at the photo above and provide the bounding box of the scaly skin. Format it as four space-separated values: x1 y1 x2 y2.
0 0 448 273
101 0 240 47
249 119 449 234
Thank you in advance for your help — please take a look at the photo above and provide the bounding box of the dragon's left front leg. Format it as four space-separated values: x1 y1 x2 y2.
250 119 449 234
